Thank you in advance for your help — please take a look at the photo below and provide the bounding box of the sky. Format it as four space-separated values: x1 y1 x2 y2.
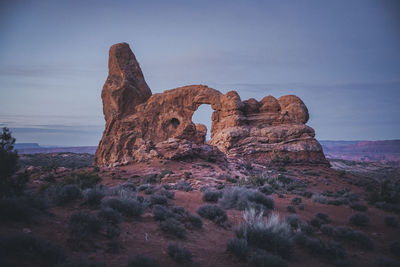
0 0 399 146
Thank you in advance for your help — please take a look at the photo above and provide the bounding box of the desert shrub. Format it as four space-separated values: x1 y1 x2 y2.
247 250 288 267
138 184 152 192
197 204 227 225
157 189 175 199
384 216 399 228
286 205 296 213
332 226 374 250
390 240 400 255
64 172 101 189
298 204 305 210
247 175 268 186
315 213 331 223
174 180 192 192
167 244 192 263
312 194 327 204
374 257 400 267
47 184 82 206
310 218 323 228
160 169 173 178
142 173 161 184
298 236 347 261
160 218 186 239
84 187 106 207
291 197 302 205
0 233 67 267
302 191 313 198
219 187 274 211
236 209 294 259
301 223 316 235
227 237 248 260
0 194 47 223
98 207 121 225
153 205 202 229
321 224 334 235
349 202 368 212
188 214 203 229
68 212 101 242
101 198 143 218
259 185 274 195
203 189 223 202
153 205 173 221
285 215 301 230
349 213 369 226
127 255 160 267
150 194 168 206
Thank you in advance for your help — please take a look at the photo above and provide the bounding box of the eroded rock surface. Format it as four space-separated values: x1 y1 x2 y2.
95 43 328 166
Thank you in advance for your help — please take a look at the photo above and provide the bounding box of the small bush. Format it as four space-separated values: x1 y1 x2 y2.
68 212 101 242
203 189 223 202
349 213 369 227
127 255 160 267
227 237 248 260
332 226 374 250
0 195 47 223
259 185 274 195
321 224 334 235
286 205 296 213
384 216 399 228
65 172 101 189
98 207 121 225
312 194 327 204
84 187 106 207
51 184 82 206
188 215 203 229
236 210 294 259
197 205 227 225
247 250 288 267
160 218 186 239
174 181 192 192
219 187 274 211
390 240 400 255
167 244 192 263
157 189 175 199
315 213 331 224
102 198 143 218
150 195 168 206
291 197 302 205
0 233 67 267
285 215 301 230
349 202 368 212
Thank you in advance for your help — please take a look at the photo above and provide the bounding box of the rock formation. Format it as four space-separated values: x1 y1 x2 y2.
94 42 328 166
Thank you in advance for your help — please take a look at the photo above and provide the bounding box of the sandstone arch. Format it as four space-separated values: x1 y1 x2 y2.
94 43 328 166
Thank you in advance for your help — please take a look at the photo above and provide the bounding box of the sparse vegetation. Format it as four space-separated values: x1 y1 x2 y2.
160 218 187 239
219 187 274 211
384 216 399 228
101 197 144 218
197 204 228 226
203 189 223 202
227 237 248 260
332 226 374 250
167 243 192 263
247 250 288 267
236 209 294 259
68 211 102 244
0 233 67 267
349 213 369 226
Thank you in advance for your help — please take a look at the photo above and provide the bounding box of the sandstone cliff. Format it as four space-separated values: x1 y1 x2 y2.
95 43 328 166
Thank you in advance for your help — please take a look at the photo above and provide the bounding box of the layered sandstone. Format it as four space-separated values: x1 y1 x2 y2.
94 43 328 166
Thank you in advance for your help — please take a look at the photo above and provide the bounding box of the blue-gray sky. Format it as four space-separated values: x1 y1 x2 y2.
1 0 399 146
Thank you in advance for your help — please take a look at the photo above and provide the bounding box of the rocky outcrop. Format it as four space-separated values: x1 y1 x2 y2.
94 42 328 166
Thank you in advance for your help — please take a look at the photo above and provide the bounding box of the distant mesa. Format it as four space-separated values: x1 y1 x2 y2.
95 42 328 166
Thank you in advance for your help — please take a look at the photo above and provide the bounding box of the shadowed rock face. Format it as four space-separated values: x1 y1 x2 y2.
94 43 328 166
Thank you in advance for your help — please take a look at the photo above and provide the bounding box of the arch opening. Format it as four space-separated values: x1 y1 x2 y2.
191 104 213 142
